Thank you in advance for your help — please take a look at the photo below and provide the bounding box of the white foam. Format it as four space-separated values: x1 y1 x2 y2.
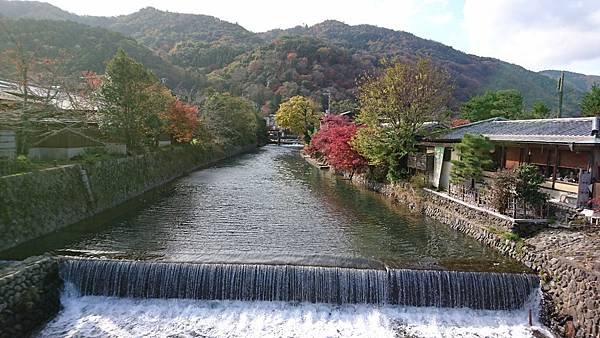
38 292 552 338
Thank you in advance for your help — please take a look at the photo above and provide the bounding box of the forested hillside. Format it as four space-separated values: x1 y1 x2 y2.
0 0 590 115
0 18 201 90
540 70 600 93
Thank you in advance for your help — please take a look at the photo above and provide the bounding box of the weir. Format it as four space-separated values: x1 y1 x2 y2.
60 258 539 310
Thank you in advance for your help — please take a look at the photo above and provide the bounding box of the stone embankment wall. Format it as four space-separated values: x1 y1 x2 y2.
0 144 256 252
0 256 60 338
335 170 599 337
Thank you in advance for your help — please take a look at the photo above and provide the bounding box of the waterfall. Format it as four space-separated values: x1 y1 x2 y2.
60 258 538 310
389 269 537 310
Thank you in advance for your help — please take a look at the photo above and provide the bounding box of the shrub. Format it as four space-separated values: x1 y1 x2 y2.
409 173 429 189
15 155 32 172
489 170 516 214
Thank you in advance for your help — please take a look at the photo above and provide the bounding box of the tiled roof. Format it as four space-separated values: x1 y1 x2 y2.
433 117 600 144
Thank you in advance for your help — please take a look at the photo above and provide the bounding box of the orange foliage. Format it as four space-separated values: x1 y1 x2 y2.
82 71 103 90
162 99 199 143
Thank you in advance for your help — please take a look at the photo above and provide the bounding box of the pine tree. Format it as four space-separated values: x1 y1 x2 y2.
450 134 494 188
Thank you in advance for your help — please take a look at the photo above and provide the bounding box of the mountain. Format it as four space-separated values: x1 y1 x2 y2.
0 18 199 90
0 0 586 115
261 21 583 113
539 70 600 93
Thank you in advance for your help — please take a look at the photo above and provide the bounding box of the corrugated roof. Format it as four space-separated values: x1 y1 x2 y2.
433 117 600 144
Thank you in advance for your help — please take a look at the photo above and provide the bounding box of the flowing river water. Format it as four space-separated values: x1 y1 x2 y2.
2 146 550 337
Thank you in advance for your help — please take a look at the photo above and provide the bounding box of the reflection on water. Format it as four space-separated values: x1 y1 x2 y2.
3 146 524 272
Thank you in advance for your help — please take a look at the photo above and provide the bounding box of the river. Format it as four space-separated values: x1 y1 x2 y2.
2 146 550 337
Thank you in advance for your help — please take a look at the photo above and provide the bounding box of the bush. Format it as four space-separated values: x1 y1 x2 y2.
72 147 113 165
489 170 516 214
15 155 32 172
409 173 429 189
501 231 521 242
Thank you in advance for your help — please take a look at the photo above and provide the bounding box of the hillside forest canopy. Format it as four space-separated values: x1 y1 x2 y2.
0 2 596 118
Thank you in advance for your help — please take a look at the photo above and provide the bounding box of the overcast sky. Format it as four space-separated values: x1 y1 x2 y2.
38 0 600 75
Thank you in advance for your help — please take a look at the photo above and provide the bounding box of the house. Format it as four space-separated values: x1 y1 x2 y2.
1 79 127 160
422 117 600 208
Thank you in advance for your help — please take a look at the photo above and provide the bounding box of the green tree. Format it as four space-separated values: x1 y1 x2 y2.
274 95 321 142
201 92 259 147
450 134 494 188
581 84 600 117
352 59 451 181
330 99 358 114
99 50 173 152
461 90 523 121
530 101 551 119
514 163 547 210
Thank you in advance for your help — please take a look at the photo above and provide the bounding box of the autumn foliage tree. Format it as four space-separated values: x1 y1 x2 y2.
353 59 452 182
308 115 367 175
275 95 321 142
162 99 199 143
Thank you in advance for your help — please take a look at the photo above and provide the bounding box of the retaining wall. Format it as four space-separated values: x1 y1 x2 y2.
0 256 60 338
0 144 256 252
339 170 600 337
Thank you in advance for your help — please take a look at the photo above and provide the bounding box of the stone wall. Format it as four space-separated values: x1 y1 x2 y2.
419 189 600 338
0 256 60 338
0 143 256 252
341 170 599 337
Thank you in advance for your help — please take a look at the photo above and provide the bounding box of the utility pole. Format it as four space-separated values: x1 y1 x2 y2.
557 71 564 118
326 91 331 115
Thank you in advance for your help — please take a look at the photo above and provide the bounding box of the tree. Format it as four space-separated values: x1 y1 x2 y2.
514 163 547 211
307 115 367 175
162 99 199 143
450 134 494 188
353 59 451 181
460 90 523 121
99 50 174 152
330 99 358 114
201 92 259 147
581 84 600 117
530 101 551 119
275 95 321 142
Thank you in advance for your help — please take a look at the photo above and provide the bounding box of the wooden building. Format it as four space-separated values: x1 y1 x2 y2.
422 117 600 207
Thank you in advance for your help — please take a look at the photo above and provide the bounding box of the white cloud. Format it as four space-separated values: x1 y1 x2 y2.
464 0 600 74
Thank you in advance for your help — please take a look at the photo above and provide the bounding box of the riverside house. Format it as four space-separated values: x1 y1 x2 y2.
418 117 600 210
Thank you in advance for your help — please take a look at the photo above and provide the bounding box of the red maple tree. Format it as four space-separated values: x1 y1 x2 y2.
308 115 367 173
162 99 199 143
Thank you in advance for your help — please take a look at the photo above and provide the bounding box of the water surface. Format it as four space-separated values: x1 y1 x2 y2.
2 146 523 272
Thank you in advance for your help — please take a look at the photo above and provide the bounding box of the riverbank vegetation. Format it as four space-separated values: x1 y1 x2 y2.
306 59 452 182
0 45 267 176
304 58 548 219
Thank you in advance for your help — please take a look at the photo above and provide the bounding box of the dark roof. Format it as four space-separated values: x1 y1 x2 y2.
433 117 600 144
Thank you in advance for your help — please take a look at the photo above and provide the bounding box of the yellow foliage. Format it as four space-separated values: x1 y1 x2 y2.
274 95 321 139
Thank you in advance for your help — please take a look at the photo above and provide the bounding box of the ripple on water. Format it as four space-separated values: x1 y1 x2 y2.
2 146 528 273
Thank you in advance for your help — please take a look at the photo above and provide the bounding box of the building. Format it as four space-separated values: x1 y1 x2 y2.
422 117 600 208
